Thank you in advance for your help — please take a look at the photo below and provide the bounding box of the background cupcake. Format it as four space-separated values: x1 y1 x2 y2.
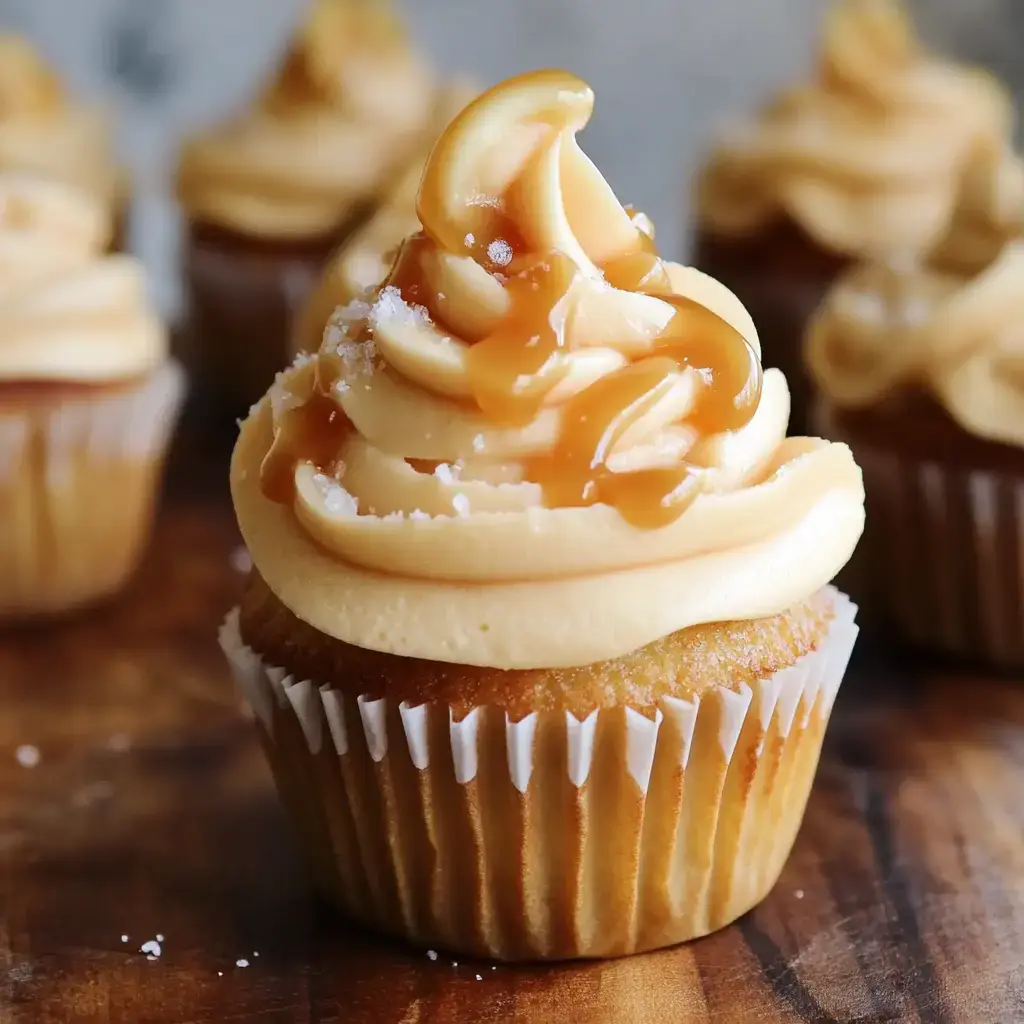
692 0 1023 433
290 78 478 359
175 0 441 419
0 174 183 620
807 228 1024 668
0 33 127 248
221 71 865 960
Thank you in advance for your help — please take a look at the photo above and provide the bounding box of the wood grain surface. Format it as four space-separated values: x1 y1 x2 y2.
1 422 1023 1024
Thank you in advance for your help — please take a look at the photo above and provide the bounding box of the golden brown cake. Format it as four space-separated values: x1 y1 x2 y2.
808 236 1024 668
175 0 445 417
220 70 865 960
692 0 1024 434
0 175 183 620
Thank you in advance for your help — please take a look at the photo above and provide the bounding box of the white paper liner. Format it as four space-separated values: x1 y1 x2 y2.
219 588 858 960
817 401 1024 667
0 361 185 617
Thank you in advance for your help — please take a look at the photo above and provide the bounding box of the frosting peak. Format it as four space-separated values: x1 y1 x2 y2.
807 242 1024 448
697 0 1022 259
232 71 864 668
176 0 437 239
0 175 164 383
0 36 121 208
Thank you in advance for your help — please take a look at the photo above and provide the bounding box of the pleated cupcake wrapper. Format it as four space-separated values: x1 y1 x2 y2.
219 588 858 960
0 362 185 617
817 403 1024 667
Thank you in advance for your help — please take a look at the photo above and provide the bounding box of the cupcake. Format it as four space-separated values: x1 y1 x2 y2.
808 232 1024 668
0 175 183 620
0 34 127 248
220 70 865 960
291 79 479 359
692 0 1024 434
175 0 440 418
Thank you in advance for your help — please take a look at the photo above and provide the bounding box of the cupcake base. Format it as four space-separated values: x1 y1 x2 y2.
0 362 185 620
219 588 858 961
691 219 848 436
818 397 1024 669
180 216 370 420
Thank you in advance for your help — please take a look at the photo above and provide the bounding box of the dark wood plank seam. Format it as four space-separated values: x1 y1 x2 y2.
863 778 952 1024
738 917 840 1024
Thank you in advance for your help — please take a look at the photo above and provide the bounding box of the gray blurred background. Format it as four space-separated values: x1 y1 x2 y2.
0 0 1016 317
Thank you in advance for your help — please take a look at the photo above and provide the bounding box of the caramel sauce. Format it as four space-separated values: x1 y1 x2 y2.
260 73 764 529
464 252 577 426
259 392 351 504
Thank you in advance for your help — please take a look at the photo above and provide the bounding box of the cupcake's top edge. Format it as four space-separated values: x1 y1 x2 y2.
0 34 123 208
807 238 1024 449
235 569 843 719
0 174 166 385
230 69 866 670
695 0 1022 262
175 0 442 239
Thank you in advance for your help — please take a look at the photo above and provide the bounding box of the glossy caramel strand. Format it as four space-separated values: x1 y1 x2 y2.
260 392 351 504
465 251 578 426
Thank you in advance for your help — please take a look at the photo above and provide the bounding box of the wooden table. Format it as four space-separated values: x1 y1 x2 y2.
1 421 1023 1024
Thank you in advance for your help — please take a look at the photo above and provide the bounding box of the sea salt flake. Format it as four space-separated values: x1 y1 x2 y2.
426 950 438 961
15 745 39 768
795 889 805 900
121 935 128 943
229 546 252 574
433 462 461 484
487 238 513 267
312 473 357 516
236 958 249 968
472 434 486 453
140 940 161 959
452 493 471 517
409 509 430 520
464 232 475 246
475 974 483 981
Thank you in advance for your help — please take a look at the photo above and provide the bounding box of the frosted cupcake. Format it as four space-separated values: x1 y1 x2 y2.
693 0 1024 433
291 80 479 358
808 233 1024 668
0 175 183 620
0 34 127 247
220 71 865 960
176 0 438 417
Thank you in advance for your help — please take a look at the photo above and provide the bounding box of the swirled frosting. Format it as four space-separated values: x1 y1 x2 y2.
807 241 1024 448
0 174 165 383
0 35 123 209
697 0 1022 260
231 70 865 669
291 80 480 357
176 0 437 239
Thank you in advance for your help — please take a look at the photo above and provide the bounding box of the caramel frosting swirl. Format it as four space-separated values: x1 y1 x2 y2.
697 0 1020 259
0 35 123 209
0 175 165 383
232 70 865 669
808 241 1024 448
176 0 437 239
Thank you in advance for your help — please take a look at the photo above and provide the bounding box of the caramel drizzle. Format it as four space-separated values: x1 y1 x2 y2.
260 122 761 529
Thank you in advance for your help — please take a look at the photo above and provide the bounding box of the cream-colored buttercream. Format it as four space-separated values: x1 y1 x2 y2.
0 174 165 383
0 35 123 209
291 79 480 357
807 241 1024 447
697 0 1022 259
231 70 865 669
176 0 437 239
